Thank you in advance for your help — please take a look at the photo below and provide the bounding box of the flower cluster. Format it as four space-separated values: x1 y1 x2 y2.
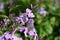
4 31 23 40
0 8 37 40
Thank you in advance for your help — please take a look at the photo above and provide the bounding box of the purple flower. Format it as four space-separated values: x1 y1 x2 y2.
4 31 11 40
24 27 28 37
32 28 38 40
28 28 37 36
38 7 47 16
12 28 17 34
22 16 28 23
26 8 32 13
3 18 10 25
0 35 4 40
34 35 38 40
13 20 16 23
20 13 28 23
28 30 34 36
16 17 21 23
12 26 16 34
26 8 35 18
19 26 25 32
28 19 34 28
18 37 23 40
4 31 23 40
4 31 10 35
17 37 23 40
16 15 28 24
28 13 35 18
40 11 46 16
32 28 36 34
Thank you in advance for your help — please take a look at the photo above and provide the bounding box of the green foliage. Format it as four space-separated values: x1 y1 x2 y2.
0 15 8 18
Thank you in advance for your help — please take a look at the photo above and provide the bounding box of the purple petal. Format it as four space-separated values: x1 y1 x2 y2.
38 7 47 16
0 35 4 40
28 30 34 36
33 28 37 34
20 13 28 23
16 17 21 23
26 8 32 13
40 11 46 16
17 37 23 40
28 13 35 18
3 18 10 25
22 15 28 23
13 20 16 23
34 35 38 40
4 31 11 40
28 19 34 27
19 26 25 32
24 28 28 37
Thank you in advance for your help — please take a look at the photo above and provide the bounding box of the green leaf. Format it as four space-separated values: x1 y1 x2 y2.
40 27 47 37
45 35 54 40
38 21 53 37
50 17 56 26
42 21 53 34
34 12 42 24
0 15 8 18
54 36 60 40
15 33 21 37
